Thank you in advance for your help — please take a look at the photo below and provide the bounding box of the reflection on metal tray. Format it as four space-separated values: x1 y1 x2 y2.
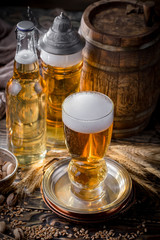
41 186 134 223
42 158 133 222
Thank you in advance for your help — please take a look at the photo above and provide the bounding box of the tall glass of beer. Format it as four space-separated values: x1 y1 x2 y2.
62 91 114 200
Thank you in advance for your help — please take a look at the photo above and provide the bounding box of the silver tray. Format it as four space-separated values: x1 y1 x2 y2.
42 157 133 222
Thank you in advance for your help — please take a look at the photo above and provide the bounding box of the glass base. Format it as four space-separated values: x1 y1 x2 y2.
15 150 46 169
47 124 65 150
47 139 66 151
71 183 105 201
68 157 107 201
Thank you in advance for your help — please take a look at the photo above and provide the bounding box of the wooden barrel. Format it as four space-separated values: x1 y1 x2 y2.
79 0 160 138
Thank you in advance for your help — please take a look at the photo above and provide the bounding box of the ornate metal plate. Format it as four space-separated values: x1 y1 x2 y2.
42 157 133 222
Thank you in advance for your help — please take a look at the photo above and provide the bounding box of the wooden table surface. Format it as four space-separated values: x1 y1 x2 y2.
0 108 160 240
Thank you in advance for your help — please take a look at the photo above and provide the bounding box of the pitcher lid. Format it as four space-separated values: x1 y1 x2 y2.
39 12 85 55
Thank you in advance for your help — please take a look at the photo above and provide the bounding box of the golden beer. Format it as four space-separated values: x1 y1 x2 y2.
40 51 83 147
64 124 113 188
6 50 46 166
62 91 114 200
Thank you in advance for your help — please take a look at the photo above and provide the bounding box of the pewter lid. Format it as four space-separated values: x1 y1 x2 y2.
39 12 85 55
17 21 34 32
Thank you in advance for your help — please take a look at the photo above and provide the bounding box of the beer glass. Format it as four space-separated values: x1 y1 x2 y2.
62 91 114 200
6 21 46 167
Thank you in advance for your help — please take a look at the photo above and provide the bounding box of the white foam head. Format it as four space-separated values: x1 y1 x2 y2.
62 91 114 134
40 49 82 67
15 49 37 64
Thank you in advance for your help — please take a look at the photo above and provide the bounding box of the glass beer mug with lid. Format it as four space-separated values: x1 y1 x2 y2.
6 21 46 167
39 12 85 149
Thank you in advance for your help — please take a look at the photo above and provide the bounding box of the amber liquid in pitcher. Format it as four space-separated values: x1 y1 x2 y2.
41 59 82 147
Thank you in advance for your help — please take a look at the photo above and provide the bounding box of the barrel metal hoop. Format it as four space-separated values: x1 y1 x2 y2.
114 103 157 122
84 33 160 52
83 55 160 73
113 120 148 135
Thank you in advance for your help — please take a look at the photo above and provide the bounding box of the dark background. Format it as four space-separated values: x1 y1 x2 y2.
0 0 160 11
0 0 96 11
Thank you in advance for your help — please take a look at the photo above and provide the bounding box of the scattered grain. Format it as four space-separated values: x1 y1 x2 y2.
0 195 5 205
6 193 17 207
0 221 6 233
13 228 24 240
